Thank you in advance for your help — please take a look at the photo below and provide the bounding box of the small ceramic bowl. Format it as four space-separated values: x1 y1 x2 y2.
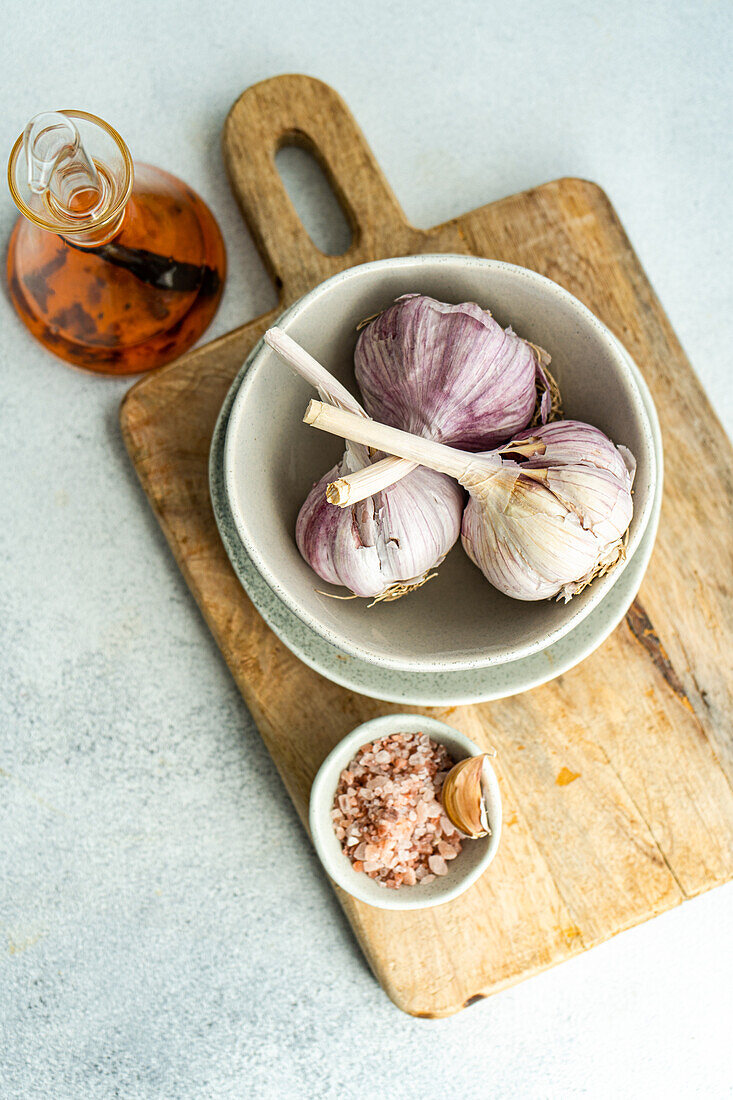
309 713 502 911
223 255 659 672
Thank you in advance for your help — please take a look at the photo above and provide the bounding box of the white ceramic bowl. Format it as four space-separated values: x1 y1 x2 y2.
309 714 502 910
211 343 663 704
224 255 659 672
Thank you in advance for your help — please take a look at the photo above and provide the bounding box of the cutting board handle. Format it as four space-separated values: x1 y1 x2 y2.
222 74 413 302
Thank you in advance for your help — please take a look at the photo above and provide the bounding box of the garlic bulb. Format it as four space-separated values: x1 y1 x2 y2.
264 327 463 601
330 294 554 505
460 462 633 602
441 754 493 839
303 402 635 603
355 294 552 449
297 460 463 600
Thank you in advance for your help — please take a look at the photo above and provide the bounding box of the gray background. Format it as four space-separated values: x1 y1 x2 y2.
2 1 732 1097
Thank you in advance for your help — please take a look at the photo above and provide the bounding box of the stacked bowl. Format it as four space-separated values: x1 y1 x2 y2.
210 255 662 706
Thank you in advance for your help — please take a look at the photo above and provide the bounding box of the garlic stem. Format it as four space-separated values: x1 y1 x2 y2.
265 327 419 493
329 434 548 507
264 327 366 416
304 400 486 482
327 455 418 506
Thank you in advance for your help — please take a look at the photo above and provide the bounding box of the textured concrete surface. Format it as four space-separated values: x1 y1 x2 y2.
2 1 732 1097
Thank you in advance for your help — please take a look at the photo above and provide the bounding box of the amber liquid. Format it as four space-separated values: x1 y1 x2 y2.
7 163 226 374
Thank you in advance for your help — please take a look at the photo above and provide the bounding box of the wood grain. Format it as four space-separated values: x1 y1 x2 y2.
120 75 733 1016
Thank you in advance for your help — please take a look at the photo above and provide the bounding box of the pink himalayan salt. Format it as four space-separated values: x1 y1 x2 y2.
331 731 462 889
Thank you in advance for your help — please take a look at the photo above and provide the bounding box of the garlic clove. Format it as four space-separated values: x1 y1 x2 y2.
441 754 493 839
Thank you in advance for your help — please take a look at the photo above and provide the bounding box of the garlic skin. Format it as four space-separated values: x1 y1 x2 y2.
296 458 463 600
303 402 635 605
502 419 636 485
355 294 551 450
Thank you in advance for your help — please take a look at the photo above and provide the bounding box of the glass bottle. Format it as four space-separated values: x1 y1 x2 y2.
7 110 226 374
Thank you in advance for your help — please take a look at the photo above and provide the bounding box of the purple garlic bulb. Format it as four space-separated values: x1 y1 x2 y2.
354 294 551 450
296 454 463 601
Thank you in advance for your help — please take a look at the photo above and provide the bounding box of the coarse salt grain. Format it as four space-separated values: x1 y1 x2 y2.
428 854 448 876
331 732 463 889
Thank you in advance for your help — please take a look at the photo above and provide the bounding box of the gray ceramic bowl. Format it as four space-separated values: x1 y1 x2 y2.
224 255 659 672
309 714 502 910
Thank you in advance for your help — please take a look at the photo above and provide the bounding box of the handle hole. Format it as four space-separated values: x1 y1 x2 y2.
275 143 353 257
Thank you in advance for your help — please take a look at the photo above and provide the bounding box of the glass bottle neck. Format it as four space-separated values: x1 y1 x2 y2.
49 162 129 246
8 110 134 247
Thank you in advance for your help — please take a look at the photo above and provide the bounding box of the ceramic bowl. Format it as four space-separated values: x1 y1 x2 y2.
223 254 659 672
210 343 663 704
309 714 502 910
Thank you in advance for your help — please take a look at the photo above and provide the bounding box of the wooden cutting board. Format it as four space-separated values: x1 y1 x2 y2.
120 74 733 1017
